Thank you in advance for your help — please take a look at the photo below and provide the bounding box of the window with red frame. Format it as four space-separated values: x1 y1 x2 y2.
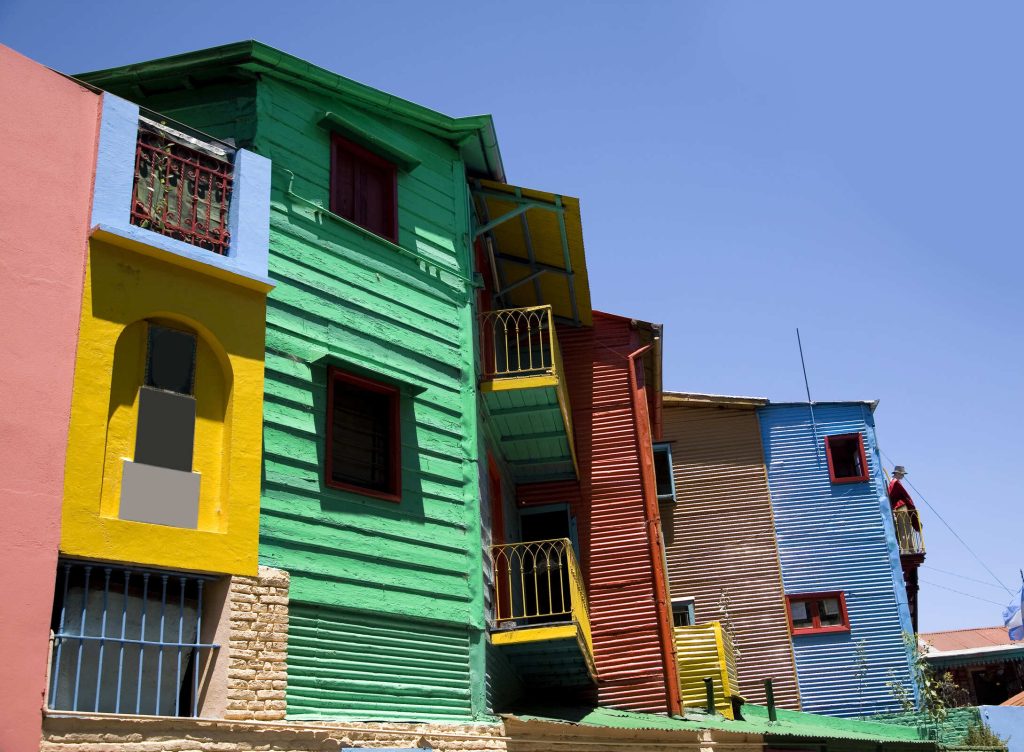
326 368 400 501
330 133 398 243
825 433 869 484
787 593 850 635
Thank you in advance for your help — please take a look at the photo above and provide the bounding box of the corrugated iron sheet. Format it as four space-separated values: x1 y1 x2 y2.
287 603 474 720
758 403 917 717
529 314 675 714
661 403 801 709
674 622 739 717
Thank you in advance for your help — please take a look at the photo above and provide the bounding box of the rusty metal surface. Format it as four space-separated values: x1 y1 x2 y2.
660 402 801 709
560 314 675 714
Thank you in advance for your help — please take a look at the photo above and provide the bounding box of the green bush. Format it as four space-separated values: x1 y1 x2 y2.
962 718 1008 750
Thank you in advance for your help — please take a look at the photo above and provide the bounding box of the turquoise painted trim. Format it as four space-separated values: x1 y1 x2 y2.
91 94 138 229
654 441 677 503
318 111 422 171
90 94 273 289
227 148 272 280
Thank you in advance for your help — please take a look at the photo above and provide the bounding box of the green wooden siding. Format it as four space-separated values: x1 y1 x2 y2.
255 76 484 718
288 603 474 720
98 67 488 720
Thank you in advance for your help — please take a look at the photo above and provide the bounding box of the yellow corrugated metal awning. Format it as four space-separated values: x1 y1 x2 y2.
472 179 592 326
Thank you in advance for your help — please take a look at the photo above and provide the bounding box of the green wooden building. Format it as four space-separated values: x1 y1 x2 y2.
81 41 505 721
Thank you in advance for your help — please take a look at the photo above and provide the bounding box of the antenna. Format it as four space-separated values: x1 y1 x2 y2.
797 328 822 466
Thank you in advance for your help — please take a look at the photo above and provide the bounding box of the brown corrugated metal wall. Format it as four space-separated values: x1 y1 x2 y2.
661 403 801 709
519 314 677 714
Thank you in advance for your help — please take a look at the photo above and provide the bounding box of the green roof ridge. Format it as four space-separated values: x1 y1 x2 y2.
76 40 504 179
513 703 931 743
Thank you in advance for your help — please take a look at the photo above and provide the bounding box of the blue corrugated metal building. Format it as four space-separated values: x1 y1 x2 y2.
758 401 918 717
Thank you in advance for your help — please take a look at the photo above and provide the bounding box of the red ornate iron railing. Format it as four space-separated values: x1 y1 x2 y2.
130 119 234 255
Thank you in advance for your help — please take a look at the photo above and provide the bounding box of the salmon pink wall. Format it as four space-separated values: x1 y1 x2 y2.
0 44 100 751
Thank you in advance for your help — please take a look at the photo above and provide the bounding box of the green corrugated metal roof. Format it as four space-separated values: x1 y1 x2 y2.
510 703 933 744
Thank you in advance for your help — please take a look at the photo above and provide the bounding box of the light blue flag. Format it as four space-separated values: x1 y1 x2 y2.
1005 586 1024 641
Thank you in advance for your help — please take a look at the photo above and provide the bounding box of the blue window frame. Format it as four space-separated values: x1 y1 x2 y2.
671 597 696 627
653 442 677 503
48 559 220 717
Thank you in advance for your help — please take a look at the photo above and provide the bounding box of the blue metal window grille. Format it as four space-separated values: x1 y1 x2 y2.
653 442 677 503
49 560 219 717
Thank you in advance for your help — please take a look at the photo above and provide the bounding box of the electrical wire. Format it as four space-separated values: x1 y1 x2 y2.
922 565 1011 590
919 579 1008 607
880 448 1013 596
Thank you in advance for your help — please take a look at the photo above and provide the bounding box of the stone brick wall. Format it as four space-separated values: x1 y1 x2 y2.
41 716 507 752
223 566 290 721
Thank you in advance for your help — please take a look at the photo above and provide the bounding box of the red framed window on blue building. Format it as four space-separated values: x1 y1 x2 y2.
330 133 398 243
325 367 401 502
825 433 870 484
786 592 850 635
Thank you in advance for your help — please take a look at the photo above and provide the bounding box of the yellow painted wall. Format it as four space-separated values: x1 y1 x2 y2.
61 237 267 575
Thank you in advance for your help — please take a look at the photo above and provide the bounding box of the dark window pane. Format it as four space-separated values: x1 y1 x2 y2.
330 377 395 493
359 161 392 239
672 601 693 627
828 435 864 479
818 598 843 626
146 325 196 395
331 146 356 220
790 599 814 629
330 134 396 242
653 446 674 499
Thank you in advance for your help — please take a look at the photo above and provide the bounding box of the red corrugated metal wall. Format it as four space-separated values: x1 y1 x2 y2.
517 313 676 714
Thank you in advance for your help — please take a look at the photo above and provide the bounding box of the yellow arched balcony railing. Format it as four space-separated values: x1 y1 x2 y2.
488 538 595 681
893 508 925 555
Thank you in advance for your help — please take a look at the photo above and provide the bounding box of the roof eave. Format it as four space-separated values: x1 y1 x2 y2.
78 40 505 180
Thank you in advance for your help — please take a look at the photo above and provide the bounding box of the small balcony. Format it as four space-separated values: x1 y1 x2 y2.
489 539 596 688
675 621 742 719
478 305 577 482
131 118 234 255
90 96 271 290
893 508 925 556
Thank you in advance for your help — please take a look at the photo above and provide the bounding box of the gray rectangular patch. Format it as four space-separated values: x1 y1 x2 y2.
134 386 195 472
119 460 201 529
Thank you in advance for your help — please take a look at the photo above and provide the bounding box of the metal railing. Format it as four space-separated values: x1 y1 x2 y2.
479 305 559 379
490 538 592 649
48 560 219 717
131 118 234 255
893 508 925 555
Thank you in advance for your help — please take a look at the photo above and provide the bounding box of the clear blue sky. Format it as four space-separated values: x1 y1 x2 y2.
3 0 1021 632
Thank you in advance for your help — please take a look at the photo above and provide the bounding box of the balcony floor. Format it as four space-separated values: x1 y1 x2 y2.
482 379 575 482
492 621 596 688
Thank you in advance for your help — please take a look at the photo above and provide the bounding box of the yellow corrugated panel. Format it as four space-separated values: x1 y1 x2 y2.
675 622 738 719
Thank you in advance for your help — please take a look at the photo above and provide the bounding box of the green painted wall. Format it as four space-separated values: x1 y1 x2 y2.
92 67 487 720
255 74 484 720
873 708 983 746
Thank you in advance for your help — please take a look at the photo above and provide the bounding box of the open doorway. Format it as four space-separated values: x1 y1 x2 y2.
517 504 577 625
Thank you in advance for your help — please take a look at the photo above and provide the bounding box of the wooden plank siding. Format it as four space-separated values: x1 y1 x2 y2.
256 76 484 719
660 402 801 709
108 71 488 720
517 314 677 714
